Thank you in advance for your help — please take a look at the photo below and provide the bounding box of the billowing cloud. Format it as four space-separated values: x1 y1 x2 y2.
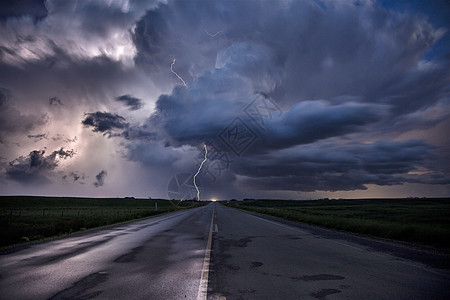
49 97 63 106
93 170 107 187
0 0 162 67
6 148 75 184
116 94 143 110
236 140 442 192
257 100 388 151
82 112 128 135
133 0 448 109
0 0 448 198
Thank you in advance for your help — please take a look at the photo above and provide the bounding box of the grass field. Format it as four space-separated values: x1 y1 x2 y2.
226 198 450 248
0 196 205 248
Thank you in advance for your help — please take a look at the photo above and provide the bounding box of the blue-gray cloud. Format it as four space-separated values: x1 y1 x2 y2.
236 140 446 192
121 0 449 194
0 0 47 21
133 0 448 110
6 148 75 184
115 94 143 110
0 0 449 197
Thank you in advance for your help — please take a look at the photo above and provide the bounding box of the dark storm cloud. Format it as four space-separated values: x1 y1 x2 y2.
81 111 158 141
93 170 107 187
149 85 387 151
236 140 446 192
120 0 449 195
258 100 387 151
122 125 158 141
139 41 282 147
0 0 48 21
133 0 448 148
0 0 448 197
133 0 447 110
82 112 128 135
115 94 143 110
49 97 63 106
6 148 75 184
52 148 76 159
378 62 450 116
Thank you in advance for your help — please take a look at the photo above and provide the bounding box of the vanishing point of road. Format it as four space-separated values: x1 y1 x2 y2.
0 203 449 299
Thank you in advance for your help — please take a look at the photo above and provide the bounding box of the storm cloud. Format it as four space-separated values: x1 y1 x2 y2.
235 140 437 192
93 170 107 187
115 94 143 111
0 0 448 198
82 112 128 135
6 148 75 184
133 0 448 110
49 97 63 106
0 0 48 21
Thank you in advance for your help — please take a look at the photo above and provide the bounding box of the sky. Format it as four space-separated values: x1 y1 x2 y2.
0 0 449 200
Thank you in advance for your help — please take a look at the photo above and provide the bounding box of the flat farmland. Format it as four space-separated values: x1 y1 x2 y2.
0 196 204 248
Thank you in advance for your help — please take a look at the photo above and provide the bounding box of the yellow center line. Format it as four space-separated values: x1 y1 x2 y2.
197 205 215 300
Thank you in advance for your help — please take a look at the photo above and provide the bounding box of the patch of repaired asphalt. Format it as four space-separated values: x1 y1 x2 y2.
310 288 342 299
250 261 264 268
290 274 345 281
48 271 109 299
113 246 144 263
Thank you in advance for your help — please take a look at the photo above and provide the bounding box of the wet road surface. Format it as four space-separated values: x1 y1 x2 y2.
1 203 449 299
0 204 214 299
209 204 450 300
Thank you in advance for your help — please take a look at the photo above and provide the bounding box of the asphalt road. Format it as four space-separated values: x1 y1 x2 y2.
209 204 450 300
0 203 449 300
0 204 214 300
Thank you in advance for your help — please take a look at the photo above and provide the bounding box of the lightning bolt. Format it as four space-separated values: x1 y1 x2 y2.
203 28 222 37
193 144 208 201
170 58 187 86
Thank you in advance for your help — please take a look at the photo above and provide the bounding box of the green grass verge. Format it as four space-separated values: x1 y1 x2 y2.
226 198 450 248
0 196 206 248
